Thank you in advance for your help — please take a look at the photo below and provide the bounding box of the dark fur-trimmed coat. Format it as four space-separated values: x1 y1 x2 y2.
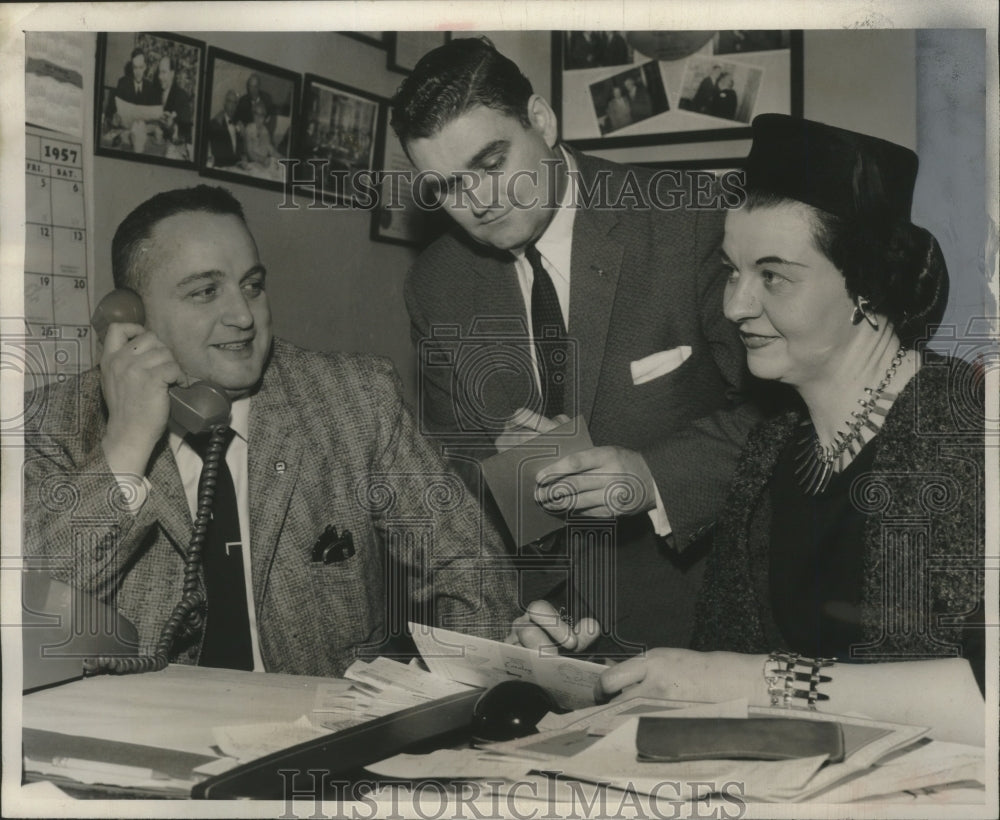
692 353 985 669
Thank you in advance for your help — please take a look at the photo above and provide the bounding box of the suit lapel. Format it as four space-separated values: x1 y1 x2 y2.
568 155 625 424
146 440 197 553
247 354 303 605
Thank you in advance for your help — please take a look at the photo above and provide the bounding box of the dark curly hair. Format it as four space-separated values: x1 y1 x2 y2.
389 37 534 152
744 188 949 347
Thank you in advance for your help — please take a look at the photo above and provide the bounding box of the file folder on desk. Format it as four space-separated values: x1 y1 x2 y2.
193 688 483 799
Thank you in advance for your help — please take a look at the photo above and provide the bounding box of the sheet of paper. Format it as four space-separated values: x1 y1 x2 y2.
212 716 327 763
112 99 164 127
484 699 749 762
308 657 477 730
585 697 749 736
410 622 605 710
746 706 930 801
813 739 986 803
480 416 593 545
366 748 535 780
345 656 472 698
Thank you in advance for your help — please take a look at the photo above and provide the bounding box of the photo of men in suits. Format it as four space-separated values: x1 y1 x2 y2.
97 34 201 162
392 37 758 657
22 185 518 677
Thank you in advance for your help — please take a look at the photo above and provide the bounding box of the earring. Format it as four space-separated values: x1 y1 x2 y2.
851 296 879 331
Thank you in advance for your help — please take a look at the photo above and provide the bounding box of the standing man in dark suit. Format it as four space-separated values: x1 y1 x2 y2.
235 73 274 137
624 75 653 122
112 48 159 107
392 38 757 656
105 47 159 130
155 55 193 145
709 73 739 120
207 90 243 168
23 185 517 677
692 64 722 114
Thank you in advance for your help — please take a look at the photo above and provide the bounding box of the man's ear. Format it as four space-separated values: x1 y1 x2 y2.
526 94 559 148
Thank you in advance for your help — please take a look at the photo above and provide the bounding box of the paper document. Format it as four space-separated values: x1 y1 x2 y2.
410 622 605 710
366 748 535 780
213 716 327 763
113 99 164 127
485 698 749 762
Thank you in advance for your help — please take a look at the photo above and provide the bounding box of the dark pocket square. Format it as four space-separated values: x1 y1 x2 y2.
311 525 355 564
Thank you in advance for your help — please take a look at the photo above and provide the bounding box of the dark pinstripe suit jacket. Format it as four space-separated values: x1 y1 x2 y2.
405 149 758 652
23 339 518 676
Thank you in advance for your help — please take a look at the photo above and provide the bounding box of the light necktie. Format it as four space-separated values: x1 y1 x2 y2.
187 428 253 671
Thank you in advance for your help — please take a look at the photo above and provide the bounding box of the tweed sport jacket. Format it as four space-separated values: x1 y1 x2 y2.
692 353 985 665
22 338 518 676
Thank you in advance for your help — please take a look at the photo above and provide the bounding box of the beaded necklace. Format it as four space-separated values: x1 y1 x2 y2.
794 345 907 495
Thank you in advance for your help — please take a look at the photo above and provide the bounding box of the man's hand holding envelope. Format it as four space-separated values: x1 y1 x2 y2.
497 407 658 519
496 407 660 654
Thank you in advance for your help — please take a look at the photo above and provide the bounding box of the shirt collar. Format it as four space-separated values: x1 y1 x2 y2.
532 145 577 279
169 394 250 456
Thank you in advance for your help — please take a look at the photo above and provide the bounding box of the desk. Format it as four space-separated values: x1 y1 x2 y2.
21 666 989 808
22 664 481 799
24 665 332 758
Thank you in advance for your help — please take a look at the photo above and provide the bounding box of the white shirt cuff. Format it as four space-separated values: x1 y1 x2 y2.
113 473 151 513
647 484 672 537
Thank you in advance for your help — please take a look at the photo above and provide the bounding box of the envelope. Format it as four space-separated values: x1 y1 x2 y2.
630 346 692 385
479 416 593 546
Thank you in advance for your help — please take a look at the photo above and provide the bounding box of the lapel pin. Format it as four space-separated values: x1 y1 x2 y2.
274 461 286 474
592 264 605 277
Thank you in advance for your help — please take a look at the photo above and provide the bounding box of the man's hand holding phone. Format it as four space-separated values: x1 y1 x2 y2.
100 322 182 477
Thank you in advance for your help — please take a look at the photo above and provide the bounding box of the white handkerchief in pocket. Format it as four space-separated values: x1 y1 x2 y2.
630 346 692 386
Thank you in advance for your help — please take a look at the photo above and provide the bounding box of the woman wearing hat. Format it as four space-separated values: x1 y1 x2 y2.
597 115 986 745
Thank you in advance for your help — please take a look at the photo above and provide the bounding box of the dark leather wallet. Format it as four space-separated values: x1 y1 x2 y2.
636 717 845 763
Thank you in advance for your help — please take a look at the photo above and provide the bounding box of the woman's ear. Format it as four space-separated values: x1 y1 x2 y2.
526 94 559 148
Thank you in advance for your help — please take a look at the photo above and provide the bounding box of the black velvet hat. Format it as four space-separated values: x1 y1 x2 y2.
744 114 919 230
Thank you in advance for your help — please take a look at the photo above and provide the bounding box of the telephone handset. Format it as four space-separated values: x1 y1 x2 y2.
86 288 230 675
90 288 231 434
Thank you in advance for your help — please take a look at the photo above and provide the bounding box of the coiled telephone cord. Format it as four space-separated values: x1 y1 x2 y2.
85 424 226 675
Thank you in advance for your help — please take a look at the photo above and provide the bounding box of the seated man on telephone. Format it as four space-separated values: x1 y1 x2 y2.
22 185 517 677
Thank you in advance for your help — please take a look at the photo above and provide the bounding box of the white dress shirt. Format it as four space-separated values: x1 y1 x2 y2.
511 146 672 536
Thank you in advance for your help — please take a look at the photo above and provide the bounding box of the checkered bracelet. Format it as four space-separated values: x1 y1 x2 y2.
763 652 834 710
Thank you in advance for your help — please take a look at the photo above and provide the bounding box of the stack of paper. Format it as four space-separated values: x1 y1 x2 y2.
310 656 473 732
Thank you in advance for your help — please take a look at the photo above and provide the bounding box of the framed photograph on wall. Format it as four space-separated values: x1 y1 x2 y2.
94 32 204 168
553 30 802 154
369 108 448 247
387 31 451 74
198 47 300 191
297 74 383 206
341 32 386 48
